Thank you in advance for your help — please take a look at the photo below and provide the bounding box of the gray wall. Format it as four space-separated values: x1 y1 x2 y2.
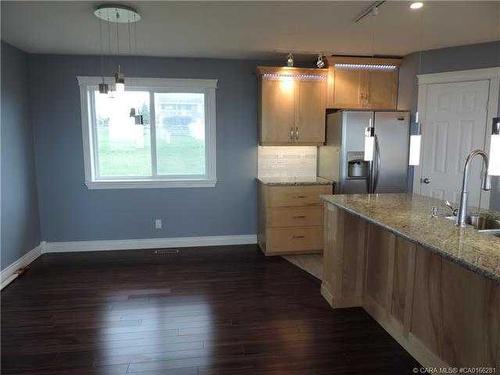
1 42 41 269
398 41 500 210
29 54 276 242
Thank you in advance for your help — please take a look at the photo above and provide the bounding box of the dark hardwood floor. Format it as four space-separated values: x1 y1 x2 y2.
1 245 420 374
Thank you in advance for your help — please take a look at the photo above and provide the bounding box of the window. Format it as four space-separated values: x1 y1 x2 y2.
78 77 217 189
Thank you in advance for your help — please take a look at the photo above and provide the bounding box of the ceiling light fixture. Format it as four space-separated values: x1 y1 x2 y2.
94 4 141 94
354 1 385 23
286 53 294 67
410 2 424 10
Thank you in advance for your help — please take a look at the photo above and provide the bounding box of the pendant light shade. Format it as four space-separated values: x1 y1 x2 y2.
488 117 500 176
286 53 294 67
409 135 421 166
115 68 125 92
409 112 422 166
98 82 109 94
364 121 375 162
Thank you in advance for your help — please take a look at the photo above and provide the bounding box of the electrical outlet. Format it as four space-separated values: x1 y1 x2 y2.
154 219 162 230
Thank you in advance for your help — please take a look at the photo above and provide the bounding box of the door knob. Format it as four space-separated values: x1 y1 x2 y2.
422 177 431 184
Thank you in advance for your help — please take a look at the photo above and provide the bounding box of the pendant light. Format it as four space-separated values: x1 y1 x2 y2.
409 8 424 166
489 117 500 176
94 4 141 94
364 119 375 161
286 53 294 67
363 7 376 162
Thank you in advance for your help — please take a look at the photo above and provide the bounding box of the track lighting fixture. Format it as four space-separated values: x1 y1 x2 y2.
316 54 325 69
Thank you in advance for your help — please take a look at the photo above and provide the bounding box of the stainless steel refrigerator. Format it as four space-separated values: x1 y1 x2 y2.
318 110 410 194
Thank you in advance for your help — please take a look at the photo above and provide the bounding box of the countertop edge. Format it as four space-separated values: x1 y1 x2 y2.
321 197 499 282
257 177 334 186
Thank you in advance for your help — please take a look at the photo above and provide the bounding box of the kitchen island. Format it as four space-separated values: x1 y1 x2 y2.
321 193 499 369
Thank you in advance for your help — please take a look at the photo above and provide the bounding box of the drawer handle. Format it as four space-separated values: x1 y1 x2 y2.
292 235 305 239
294 195 307 199
293 215 306 219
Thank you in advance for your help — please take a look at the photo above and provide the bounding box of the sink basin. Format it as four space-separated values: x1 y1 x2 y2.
444 215 500 237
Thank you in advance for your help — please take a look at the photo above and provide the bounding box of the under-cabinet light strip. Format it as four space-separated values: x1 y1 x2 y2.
261 73 327 81
334 63 398 71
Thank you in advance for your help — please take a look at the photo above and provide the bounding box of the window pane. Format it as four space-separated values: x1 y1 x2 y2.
94 91 151 177
155 93 206 176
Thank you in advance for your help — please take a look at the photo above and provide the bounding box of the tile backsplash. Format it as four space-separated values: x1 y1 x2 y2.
258 146 317 178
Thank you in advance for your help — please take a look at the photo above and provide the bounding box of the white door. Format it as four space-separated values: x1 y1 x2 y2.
416 80 490 207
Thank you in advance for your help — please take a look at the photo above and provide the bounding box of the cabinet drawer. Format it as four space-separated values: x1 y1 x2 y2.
267 227 323 253
267 185 331 207
267 207 322 227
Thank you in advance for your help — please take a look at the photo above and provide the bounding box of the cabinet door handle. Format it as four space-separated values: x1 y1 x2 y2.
293 215 306 219
294 195 306 199
292 235 305 239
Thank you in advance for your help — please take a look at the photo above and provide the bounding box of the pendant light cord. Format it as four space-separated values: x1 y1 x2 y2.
134 13 138 76
107 10 112 76
99 17 105 83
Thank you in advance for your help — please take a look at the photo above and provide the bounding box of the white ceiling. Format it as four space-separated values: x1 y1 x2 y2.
1 1 499 60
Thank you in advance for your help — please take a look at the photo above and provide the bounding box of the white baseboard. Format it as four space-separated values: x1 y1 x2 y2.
1 242 45 290
1 235 256 289
43 234 257 253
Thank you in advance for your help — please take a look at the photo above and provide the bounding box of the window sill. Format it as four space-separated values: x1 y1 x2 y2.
85 179 217 189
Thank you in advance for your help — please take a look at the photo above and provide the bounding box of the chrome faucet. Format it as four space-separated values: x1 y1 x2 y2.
456 149 492 227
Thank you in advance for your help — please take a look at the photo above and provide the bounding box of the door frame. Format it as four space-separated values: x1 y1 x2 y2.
413 67 500 208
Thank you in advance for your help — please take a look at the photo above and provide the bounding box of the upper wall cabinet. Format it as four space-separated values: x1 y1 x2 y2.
326 56 402 110
257 66 328 146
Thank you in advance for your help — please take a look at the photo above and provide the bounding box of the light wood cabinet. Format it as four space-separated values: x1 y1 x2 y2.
258 182 331 255
326 56 401 110
321 203 500 369
257 66 327 145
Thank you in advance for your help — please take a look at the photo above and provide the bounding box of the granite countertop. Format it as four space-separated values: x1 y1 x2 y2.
321 193 500 281
257 177 334 186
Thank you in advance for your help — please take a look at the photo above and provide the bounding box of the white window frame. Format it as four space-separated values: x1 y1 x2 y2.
77 76 217 189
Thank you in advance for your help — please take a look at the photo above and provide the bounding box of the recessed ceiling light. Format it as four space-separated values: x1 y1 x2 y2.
410 2 424 10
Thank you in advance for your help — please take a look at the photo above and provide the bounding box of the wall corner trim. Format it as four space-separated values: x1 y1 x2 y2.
1 242 45 290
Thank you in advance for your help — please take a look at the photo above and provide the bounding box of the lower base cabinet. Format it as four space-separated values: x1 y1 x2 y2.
321 203 500 369
258 183 331 255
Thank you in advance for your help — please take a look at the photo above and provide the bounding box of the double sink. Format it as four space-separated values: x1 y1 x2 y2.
445 215 500 237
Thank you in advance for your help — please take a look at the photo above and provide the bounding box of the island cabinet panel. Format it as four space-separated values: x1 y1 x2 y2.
321 203 366 308
363 225 417 338
391 236 416 333
320 204 500 369
410 247 500 368
364 224 396 312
